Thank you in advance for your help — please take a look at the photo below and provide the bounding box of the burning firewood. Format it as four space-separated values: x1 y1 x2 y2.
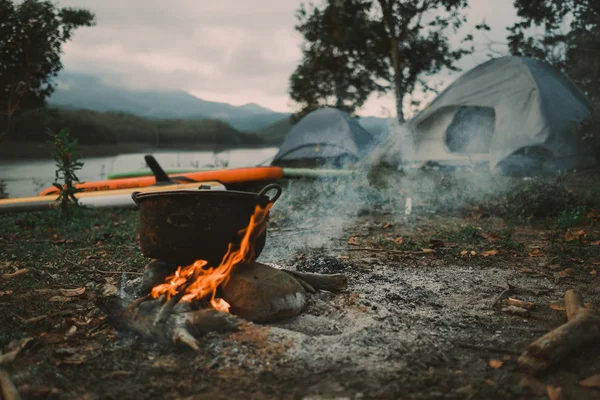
96 296 241 351
518 289 600 375
103 198 350 347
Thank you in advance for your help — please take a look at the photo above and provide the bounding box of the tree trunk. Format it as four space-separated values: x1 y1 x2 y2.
377 0 405 124
390 36 405 123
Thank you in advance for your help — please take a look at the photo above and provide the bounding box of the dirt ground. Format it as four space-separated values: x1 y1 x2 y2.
1 171 600 399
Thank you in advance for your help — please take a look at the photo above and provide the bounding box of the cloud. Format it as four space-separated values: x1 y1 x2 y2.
57 0 519 116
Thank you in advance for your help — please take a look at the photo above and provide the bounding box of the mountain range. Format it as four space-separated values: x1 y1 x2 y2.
49 72 389 138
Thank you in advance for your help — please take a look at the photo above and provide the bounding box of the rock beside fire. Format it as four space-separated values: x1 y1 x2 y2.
141 259 178 295
221 262 307 323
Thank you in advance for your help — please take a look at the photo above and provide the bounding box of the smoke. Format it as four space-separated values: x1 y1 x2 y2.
261 120 421 263
260 118 573 264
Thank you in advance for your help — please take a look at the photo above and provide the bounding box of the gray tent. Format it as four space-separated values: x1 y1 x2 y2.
271 107 374 167
405 56 596 174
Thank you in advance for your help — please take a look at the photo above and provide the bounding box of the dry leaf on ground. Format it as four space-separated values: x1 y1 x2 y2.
579 374 600 388
348 237 359 246
481 250 499 257
0 268 29 280
0 261 14 270
529 248 543 257
565 229 586 242
558 268 574 278
382 222 392 229
546 385 563 400
394 237 403 245
504 298 535 309
58 287 85 297
481 232 501 242
590 240 600 246
502 305 529 316
49 296 75 303
0 337 34 365
549 303 566 312
102 283 118 297
488 359 503 369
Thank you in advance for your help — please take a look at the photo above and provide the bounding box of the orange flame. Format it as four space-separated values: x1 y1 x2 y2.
150 203 272 312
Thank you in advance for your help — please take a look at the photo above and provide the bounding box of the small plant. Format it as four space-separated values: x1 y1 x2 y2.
556 206 589 229
0 181 7 199
49 128 84 218
501 179 577 221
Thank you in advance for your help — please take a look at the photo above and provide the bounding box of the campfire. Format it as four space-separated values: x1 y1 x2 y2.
150 199 272 313
97 184 348 350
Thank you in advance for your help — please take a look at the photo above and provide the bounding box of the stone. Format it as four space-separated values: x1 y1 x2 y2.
221 262 307 323
140 259 178 295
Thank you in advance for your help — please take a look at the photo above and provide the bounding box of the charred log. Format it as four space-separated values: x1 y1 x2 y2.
518 289 600 375
96 296 241 351
282 270 348 293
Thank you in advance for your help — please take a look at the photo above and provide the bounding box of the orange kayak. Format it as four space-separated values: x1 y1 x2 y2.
40 166 284 196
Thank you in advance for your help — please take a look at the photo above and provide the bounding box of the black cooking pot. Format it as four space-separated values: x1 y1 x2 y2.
131 184 282 266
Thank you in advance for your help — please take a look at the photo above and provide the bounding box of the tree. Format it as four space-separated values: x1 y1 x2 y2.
507 0 600 102
0 0 95 142
290 0 473 123
507 1 600 159
290 0 386 121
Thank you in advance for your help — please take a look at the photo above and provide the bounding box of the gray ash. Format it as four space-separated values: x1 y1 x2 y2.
296 255 348 274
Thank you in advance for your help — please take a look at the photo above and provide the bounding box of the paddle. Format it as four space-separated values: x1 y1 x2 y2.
144 154 197 185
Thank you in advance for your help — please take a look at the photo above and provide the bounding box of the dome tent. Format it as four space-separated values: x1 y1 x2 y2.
404 56 596 174
271 107 375 168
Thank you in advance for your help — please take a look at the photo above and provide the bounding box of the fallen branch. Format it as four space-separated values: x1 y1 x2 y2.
0 370 21 400
518 289 600 375
283 270 348 292
491 283 515 307
330 247 432 256
0 268 28 280
93 269 142 275
0 338 33 365
96 296 241 351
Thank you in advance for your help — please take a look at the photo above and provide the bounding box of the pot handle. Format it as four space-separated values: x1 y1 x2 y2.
257 183 282 206
131 192 141 207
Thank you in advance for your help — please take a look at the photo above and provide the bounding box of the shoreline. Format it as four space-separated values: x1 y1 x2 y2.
0 140 274 161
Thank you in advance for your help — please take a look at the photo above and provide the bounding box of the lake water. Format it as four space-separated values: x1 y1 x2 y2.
0 147 279 198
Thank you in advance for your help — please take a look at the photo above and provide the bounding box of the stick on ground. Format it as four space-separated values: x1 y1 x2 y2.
283 270 348 292
0 268 29 280
518 289 600 375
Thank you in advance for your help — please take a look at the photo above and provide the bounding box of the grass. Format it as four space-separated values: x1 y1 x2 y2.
1 169 600 398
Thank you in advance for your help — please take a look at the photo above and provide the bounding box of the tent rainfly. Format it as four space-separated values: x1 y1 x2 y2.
271 108 375 168
404 56 596 174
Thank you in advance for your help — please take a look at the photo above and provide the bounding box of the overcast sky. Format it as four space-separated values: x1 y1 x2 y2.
59 0 519 117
